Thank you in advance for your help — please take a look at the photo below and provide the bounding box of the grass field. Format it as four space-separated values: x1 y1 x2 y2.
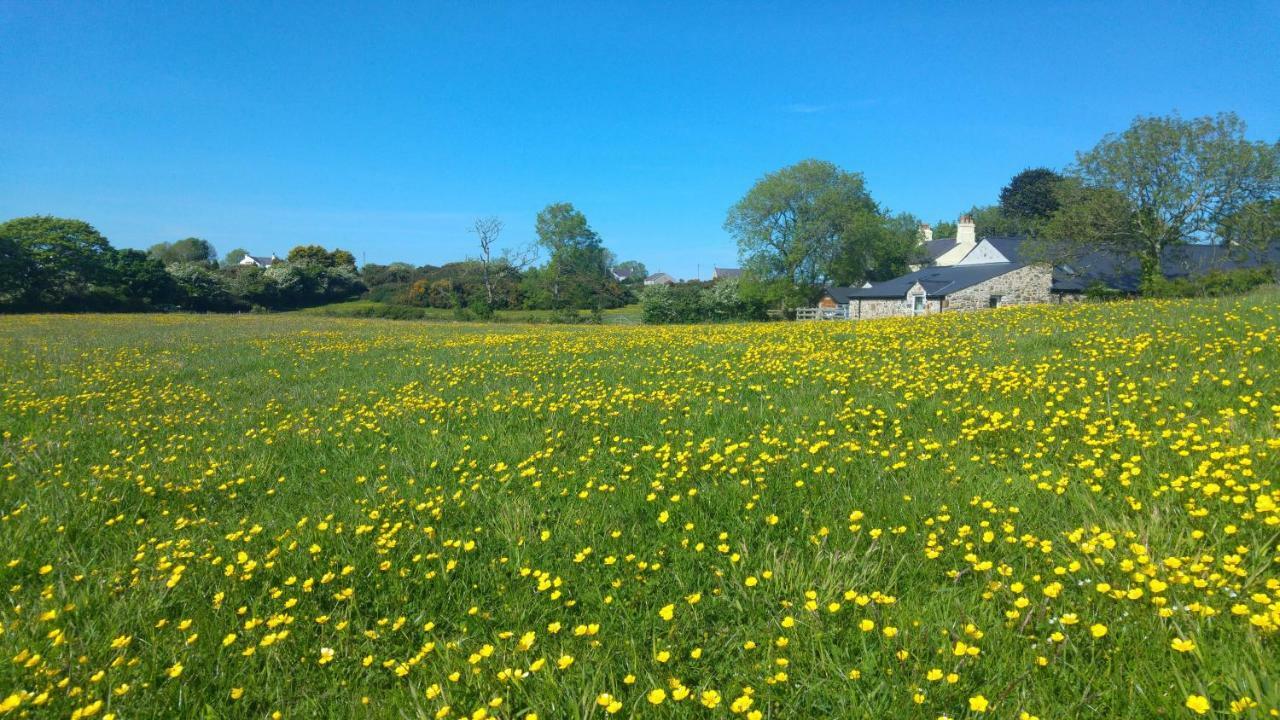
296 300 644 325
1 294 1278 719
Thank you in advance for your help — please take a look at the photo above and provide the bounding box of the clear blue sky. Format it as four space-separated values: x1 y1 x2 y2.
3 2 1278 279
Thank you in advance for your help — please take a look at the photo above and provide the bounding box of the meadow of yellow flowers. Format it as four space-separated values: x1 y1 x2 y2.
0 293 1277 719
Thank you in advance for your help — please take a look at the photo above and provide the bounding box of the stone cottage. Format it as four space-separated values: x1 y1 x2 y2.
820 235 1083 319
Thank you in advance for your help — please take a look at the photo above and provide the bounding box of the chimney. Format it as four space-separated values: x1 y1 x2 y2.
956 214 976 247
918 223 933 244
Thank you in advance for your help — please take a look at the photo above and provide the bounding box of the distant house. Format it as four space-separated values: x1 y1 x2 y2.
611 267 635 282
713 267 742 281
239 253 280 268
644 272 676 286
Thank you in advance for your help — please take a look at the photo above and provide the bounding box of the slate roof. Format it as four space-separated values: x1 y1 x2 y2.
713 267 743 279
981 236 1280 294
916 237 959 262
843 262 1025 300
822 286 857 304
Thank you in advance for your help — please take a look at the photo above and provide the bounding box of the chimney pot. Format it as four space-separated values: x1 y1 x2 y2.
956 214 976 246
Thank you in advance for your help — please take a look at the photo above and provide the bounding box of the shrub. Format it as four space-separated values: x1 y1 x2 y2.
1142 266 1274 298
642 279 766 324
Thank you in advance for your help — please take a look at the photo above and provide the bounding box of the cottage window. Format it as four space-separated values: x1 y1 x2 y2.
988 295 1003 308
912 295 925 313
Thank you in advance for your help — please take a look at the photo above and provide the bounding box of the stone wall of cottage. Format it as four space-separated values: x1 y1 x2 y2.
945 264 1053 311
852 297 942 319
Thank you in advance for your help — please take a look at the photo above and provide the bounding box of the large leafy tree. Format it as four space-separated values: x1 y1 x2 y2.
0 216 114 308
724 159 881 306
1218 199 1280 265
999 168 1064 221
533 203 618 309
1043 112 1280 285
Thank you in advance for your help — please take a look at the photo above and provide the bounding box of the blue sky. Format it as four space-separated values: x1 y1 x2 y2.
3 2 1278 279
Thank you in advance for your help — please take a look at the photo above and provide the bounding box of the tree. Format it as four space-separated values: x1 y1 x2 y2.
999 168 1064 221
1218 199 1280 265
533 203 618 309
169 263 237 311
724 159 879 307
0 216 114 308
286 245 356 268
107 249 178 309
1043 112 1280 286
932 220 957 239
287 245 334 266
224 248 249 265
0 233 35 308
826 212 918 286
471 216 504 305
330 249 357 268
967 205 1027 237
149 237 216 266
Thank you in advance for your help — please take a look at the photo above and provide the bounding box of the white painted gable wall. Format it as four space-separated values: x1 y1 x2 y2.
955 240 1011 266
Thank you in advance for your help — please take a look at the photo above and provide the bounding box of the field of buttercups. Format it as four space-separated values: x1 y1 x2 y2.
0 293 1277 719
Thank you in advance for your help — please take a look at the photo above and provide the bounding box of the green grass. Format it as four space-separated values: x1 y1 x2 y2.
296 299 644 324
0 293 1277 719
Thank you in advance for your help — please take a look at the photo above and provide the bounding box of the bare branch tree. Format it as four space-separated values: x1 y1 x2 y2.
471 216 504 305
500 241 541 273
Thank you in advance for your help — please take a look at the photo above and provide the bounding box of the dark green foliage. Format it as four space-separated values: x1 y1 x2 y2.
361 262 423 288
223 248 249 265
826 212 920 286
0 217 364 313
0 215 114 309
104 249 178 310
999 168 1064 220
531 203 625 310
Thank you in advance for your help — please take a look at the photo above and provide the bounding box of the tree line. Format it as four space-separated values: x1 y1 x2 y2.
4 111 1274 318
0 202 654 318
0 217 365 313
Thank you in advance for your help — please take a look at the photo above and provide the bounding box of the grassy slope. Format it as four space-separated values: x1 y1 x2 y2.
0 293 1277 719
